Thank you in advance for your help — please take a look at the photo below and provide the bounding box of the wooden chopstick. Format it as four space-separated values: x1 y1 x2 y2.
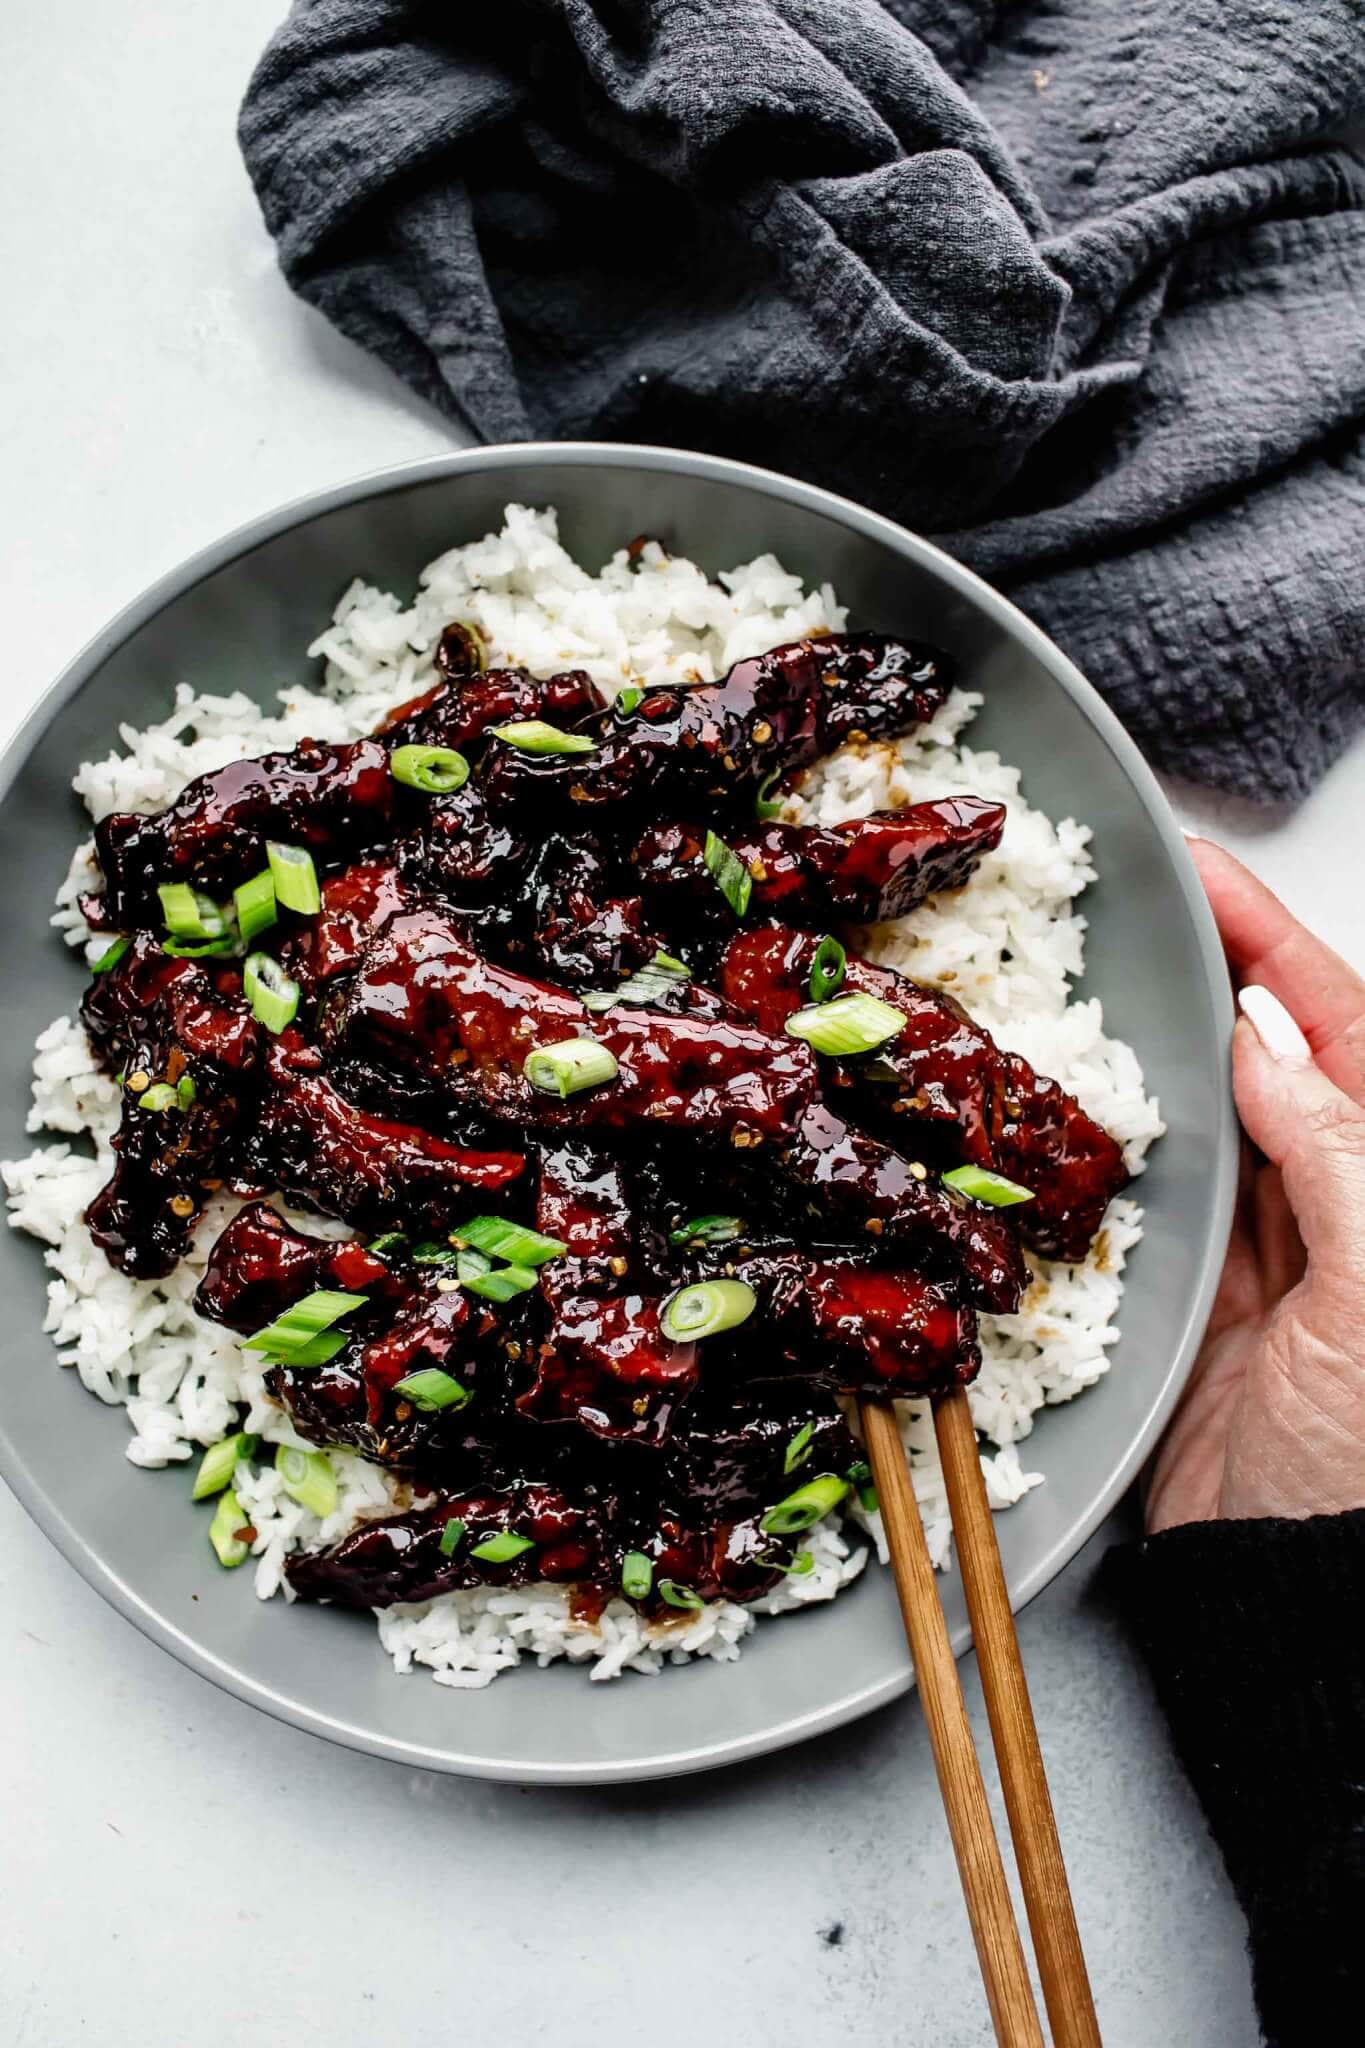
860 1397 1046 2048
934 1388 1103 2048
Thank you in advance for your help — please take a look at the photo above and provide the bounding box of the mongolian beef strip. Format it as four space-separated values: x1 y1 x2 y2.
90 738 397 928
518 1138 698 1445
278 860 417 1006
285 1482 791 1611
238 1032 526 1232
662 1382 860 1519
81 938 263 1277
721 926 1129 1261
476 632 952 816
631 798 1006 933
194 1200 404 1331
325 909 817 1141
377 657 601 754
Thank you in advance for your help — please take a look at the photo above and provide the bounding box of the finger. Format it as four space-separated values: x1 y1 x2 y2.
1189 836 1365 1101
1232 997 1365 1283
1252 1164 1305 1304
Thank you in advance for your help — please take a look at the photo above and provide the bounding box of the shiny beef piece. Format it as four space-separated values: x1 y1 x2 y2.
377 662 601 753
84 954 263 1278
91 738 396 926
721 926 1129 1261
476 633 952 817
662 1383 859 1519
396 783 532 909
240 1032 526 1231
723 1250 978 1398
279 861 417 1006
285 1484 605 1608
507 833 655 990
194 1200 404 1332
632 799 1006 931
327 911 817 1142
518 1139 697 1445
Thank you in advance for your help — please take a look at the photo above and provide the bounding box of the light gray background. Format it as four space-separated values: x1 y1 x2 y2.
3 9 1361 2044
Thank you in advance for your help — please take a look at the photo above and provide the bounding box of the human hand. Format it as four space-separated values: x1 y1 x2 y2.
1145 839 1365 1533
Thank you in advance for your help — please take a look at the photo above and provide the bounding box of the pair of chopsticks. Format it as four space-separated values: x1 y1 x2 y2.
858 1389 1101 2048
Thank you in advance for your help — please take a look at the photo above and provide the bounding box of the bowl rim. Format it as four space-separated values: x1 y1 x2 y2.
0 440 1237 1781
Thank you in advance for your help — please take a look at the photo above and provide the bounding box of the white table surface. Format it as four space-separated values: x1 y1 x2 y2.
4 9 1361 2044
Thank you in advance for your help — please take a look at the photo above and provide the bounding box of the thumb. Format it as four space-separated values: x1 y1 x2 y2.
1234 985 1365 1274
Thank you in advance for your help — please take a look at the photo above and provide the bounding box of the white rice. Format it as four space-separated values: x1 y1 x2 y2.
3 506 1162 1688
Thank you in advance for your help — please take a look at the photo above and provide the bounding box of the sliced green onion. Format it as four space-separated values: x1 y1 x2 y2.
366 1231 409 1258
620 1551 653 1601
439 1516 466 1558
703 829 753 918
784 1550 815 1577
266 841 322 916
136 1082 179 1112
233 868 278 947
941 1164 1036 1207
243 1289 368 1364
660 1278 756 1343
176 1073 197 1110
453 1216 566 1267
581 951 692 1013
163 934 238 959
784 1421 816 1475
784 991 906 1057
191 1432 259 1500
158 883 226 940
809 935 846 1004
470 1530 535 1564
668 1213 744 1249
244 952 300 1034
617 686 643 715
847 1460 879 1513
275 1445 338 1518
462 1262 539 1303
658 1579 704 1613
524 1037 619 1097
270 1333 350 1370
410 1240 461 1267
91 934 131 974
389 743 470 794
760 1473 850 1536
391 1368 471 1412
208 1488 252 1568
755 768 785 822
487 720 596 756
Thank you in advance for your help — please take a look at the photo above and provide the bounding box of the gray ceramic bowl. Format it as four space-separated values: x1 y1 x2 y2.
0 444 1236 1782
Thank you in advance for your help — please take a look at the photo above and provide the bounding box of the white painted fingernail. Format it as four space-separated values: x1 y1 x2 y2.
1180 826 1203 842
1238 985 1311 1063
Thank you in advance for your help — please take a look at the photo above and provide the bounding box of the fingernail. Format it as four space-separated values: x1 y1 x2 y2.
1180 827 1203 842
1238 985 1311 1064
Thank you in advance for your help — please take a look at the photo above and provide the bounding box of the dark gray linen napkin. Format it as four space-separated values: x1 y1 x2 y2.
240 1 1365 800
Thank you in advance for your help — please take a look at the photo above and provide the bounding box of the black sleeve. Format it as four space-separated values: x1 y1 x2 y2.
1115 1510 1365 2047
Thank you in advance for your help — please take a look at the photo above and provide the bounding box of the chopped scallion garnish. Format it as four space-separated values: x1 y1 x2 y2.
668 1214 744 1249
808 935 846 1003
470 1530 535 1564
275 1445 338 1518
523 1037 620 1097
243 951 300 1034
439 1516 466 1557
389 743 470 794
783 991 906 1057
783 1550 816 1577
91 934 131 974
783 1421 816 1475
660 1278 756 1343
487 720 596 756
243 1289 367 1366
136 1082 179 1112
234 868 278 947
760 1473 850 1536
703 829 753 918
191 1432 259 1500
207 1487 252 1568
658 1579 704 1612
581 951 692 1013
941 1164 1036 1207
410 1241 461 1267
158 883 226 941
366 1231 409 1258
391 1368 471 1412
176 1073 197 1111
846 1460 879 1513
266 841 322 916
616 686 643 715
620 1551 653 1601
163 934 237 959
453 1216 567 1267
754 768 785 821
462 1261 539 1303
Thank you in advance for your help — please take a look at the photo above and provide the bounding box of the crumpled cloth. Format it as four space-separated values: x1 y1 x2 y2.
240 1 1365 799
